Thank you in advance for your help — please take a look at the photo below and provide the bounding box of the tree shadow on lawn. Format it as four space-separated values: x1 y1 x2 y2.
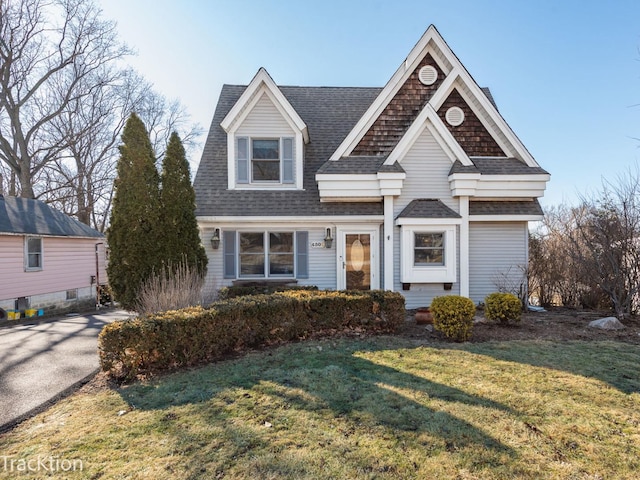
459 340 640 394
118 339 516 463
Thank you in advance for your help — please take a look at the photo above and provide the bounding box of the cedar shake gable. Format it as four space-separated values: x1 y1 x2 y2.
437 89 505 157
352 53 446 157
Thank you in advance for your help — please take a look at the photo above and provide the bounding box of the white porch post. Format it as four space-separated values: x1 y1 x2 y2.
383 195 395 291
459 196 470 297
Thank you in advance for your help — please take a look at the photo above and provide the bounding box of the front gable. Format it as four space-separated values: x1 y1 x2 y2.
221 68 308 190
317 24 548 203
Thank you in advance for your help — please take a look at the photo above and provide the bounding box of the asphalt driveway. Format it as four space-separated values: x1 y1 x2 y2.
0 309 132 432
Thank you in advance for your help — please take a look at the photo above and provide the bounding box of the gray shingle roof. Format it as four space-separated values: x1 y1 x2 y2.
449 158 549 175
469 199 543 216
194 85 385 217
397 199 461 219
0 196 103 237
317 156 405 175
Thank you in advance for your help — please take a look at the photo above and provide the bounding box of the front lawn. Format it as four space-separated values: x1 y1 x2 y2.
0 337 638 479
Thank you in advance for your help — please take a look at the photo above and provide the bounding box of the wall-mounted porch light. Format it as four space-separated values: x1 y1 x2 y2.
324 227 333 249
211 228 221 249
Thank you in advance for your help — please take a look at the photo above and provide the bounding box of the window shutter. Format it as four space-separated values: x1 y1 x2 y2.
223 230 236 278
282 137 294 184
236 137 249 184
296 231 309 278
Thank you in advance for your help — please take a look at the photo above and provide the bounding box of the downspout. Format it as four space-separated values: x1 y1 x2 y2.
95 242 104 309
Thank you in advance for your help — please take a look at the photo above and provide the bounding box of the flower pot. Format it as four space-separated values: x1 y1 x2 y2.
415 307 432 325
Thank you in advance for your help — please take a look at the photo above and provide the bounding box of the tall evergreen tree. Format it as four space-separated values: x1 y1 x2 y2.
107 113 162 309
160 132 207 274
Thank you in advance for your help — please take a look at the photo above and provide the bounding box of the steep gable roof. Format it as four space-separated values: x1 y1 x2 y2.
330 25 541 168
220 68 309 143
194 85 385 217
0 196 103 238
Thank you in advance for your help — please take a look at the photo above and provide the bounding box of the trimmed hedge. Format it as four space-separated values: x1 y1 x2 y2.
484 292 522 324
217 284 318 300
430 295 476 342
99 289 405 380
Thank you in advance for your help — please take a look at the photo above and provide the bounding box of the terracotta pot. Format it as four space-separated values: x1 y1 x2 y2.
415 307 433 325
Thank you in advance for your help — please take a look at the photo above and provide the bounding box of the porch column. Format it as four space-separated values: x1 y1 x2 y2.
459 196 470 297
384 195 395 291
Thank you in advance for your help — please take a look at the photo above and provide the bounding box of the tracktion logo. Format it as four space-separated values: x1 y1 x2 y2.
1 455 83 473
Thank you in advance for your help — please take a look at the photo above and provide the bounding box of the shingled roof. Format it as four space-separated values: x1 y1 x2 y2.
469 199 543 216
194 85 386 217
449 158 549 176
0 196 103 237
397 199 461 219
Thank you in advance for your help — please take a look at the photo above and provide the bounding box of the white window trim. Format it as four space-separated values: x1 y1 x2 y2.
237 230 296 279
24 236 43 272
400 225 456 283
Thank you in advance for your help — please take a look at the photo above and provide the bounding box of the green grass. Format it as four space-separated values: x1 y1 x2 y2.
1 337 639 479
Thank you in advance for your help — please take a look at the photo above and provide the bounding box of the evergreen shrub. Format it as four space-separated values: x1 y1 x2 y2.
484 292 522 324
430 295 476 342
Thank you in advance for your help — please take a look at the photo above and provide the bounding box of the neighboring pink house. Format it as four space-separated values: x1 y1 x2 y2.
0 195 107 318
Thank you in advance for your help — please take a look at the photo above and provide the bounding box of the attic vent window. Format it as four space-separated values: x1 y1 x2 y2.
418 66 438 86
445 106 465 126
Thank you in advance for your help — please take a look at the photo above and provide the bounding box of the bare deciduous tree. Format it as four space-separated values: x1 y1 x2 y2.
0 0 131 198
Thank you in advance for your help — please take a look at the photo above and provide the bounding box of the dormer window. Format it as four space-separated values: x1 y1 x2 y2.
236 136 294 185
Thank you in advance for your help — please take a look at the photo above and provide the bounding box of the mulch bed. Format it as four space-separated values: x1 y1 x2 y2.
399 307 640 344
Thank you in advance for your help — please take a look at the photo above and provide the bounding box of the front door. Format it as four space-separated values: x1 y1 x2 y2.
337 229 379 290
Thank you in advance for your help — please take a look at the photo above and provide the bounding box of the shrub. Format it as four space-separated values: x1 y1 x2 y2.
218 284 318 300
484 292 522 324
99 290 405 381
136 261 205 315
430 295 475 342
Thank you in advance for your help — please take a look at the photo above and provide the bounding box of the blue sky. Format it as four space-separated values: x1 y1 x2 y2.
99 0 640 208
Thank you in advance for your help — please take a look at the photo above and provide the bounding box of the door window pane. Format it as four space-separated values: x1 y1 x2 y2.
345 234 370 290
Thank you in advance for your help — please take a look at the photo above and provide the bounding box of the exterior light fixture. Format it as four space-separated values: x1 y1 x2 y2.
324 227 333 249
211 228 221 249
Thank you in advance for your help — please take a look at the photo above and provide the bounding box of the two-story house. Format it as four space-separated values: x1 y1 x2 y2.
193 25 549 308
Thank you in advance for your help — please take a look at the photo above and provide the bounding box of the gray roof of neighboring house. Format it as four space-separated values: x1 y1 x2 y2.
449 158 549 175
469 199 543 216
194 85 385 217
396 199 461 219
0 196 103 237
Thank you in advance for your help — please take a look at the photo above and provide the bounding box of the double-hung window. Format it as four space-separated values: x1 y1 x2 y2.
25 237 43 271
238 232 294 277
224 230 308 279
414 233 444 266
236 137 294 185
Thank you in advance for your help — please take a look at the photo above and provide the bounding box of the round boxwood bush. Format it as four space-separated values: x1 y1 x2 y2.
430 295 476 342
484 292 522 325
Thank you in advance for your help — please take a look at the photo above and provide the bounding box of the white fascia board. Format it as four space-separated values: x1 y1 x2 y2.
320 197 383 203
315 173 378 182
469 214 543 222
480 174 550 182
395 217 461 226
220 68 309 143
376 171 406 180
198 215 384 224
